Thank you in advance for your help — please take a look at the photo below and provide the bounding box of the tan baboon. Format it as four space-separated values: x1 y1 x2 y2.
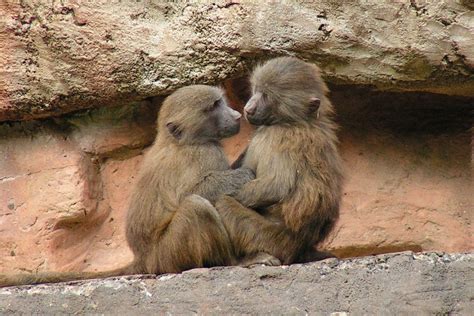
216 57 344 265
0 85 262 287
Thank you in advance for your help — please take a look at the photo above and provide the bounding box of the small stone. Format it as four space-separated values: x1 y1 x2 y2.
7 201 15 210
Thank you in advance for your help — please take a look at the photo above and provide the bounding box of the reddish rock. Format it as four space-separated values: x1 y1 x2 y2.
0 84 471 276
0 125 96 274
0 102 154 274
49 156 140 273
68 101 157 157
322 131 472 257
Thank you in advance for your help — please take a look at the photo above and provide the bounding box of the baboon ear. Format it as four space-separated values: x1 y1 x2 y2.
309 97 321 117
166 122 182 140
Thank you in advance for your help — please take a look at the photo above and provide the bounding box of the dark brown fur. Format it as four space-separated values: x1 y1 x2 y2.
216 57 344 265
0 85 256 287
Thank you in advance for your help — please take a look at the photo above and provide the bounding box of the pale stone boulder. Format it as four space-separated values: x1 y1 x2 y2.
1 0 473 121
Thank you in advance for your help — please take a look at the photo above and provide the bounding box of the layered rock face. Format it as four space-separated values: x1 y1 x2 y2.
0 0 472 275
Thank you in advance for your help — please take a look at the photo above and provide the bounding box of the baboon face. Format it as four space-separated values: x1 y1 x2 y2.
244 57 323 126
161 85 242 144
203 96 242 139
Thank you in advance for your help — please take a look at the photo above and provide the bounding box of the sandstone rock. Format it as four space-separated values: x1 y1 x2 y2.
0 252 472 315
67 101 157 158
0 105 150 274
1 0 473 121
221 78 254 162
320 86 473 257
323 131 472 257
0 123 97 274
48 156 139 274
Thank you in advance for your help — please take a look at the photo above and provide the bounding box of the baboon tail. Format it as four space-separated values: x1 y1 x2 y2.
0 262 138 288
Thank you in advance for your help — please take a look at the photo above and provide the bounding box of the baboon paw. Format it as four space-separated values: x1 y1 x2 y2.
261 256 281 267
240 167 256 181
240 252 282 267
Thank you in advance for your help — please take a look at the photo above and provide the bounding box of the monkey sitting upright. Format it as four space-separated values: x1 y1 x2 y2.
216 57 344 265
125 84 274 273
0 85 271 287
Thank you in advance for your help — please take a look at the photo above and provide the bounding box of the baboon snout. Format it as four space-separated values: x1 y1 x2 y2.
244 105 256 116
244 93 260 117
231 109 242 121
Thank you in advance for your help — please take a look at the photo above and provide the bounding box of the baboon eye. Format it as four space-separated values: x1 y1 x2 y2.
205 99 220 112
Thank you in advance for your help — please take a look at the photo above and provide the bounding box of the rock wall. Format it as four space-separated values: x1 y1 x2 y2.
325 86 472 257
0 0 473 275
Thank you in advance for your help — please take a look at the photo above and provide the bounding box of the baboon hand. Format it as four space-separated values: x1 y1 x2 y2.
236 167 255 184
224 167 255 197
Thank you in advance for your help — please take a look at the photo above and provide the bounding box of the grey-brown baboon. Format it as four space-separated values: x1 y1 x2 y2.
216 57 344 265
0 85 259 287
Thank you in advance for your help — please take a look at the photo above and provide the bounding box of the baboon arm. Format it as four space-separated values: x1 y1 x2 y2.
216 196 300 264
191 167 255 204
236 157 296 209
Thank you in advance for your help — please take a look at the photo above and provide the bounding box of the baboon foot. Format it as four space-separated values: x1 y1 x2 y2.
239 252 281 267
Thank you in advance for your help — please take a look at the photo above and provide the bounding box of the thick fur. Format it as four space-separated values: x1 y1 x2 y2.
216 57 344 265
0 85 254 287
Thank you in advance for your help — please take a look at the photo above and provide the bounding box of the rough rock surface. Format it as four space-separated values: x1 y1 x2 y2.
1 0 473 121
321 86 473 258
1 252 472 315
0 103 153 273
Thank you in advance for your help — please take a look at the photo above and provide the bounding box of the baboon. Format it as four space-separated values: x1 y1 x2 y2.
0 85 267 287
216 57 344 265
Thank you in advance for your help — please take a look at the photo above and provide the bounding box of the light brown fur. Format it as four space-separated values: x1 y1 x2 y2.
216 57 344 264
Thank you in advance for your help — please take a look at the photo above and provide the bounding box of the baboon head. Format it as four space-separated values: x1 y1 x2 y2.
244 56 330 126
158 85 242 144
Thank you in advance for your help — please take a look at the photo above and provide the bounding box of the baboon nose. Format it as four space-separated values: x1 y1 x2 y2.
232 110 242 120
244 107 255 116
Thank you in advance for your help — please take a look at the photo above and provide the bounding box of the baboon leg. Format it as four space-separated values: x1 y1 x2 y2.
149 195 236 274
215 196 301 265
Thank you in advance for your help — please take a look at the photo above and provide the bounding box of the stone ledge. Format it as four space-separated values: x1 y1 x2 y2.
1 252 472 315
